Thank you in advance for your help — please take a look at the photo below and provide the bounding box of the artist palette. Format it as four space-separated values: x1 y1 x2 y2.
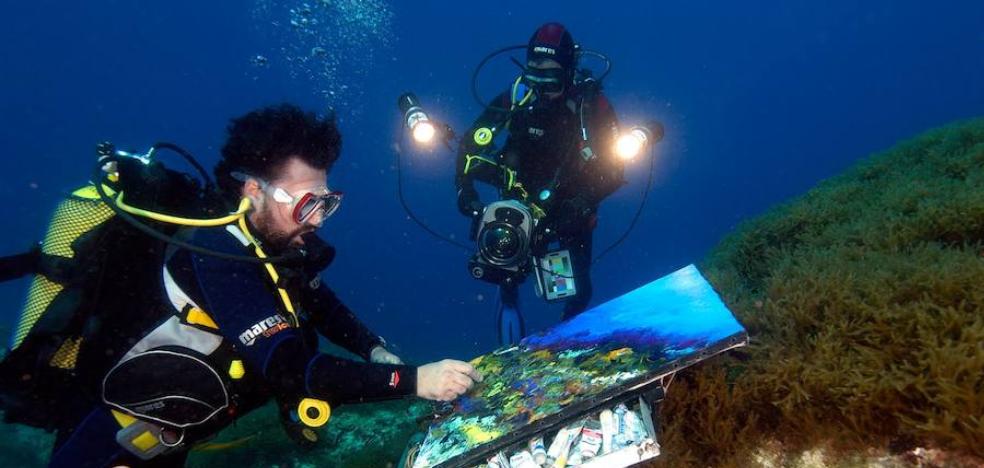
410 265 747 467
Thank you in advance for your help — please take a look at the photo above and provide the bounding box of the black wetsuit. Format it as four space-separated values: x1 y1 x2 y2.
456 84 624 341
48 225 416 467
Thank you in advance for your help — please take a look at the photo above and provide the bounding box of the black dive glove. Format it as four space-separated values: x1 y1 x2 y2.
530 222 556 257
458 189 486 239
457 188 484 218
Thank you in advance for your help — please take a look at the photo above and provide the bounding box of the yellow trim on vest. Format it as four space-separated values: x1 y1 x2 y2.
48 337 82 369
463 154 497 175
186 307 219 330
131 430 160 452
71 185 102 200
236 217 299 326
505 169 519 192
228 360 245 380
463 155 521 194
111 409 138 428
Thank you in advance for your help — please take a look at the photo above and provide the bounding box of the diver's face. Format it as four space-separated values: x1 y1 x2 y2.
246 157 329 249
526 59 566 100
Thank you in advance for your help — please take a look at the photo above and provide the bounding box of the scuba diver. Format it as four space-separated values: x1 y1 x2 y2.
0 104 481 467
456 23 625 346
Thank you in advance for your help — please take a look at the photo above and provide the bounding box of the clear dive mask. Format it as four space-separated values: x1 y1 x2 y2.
231 171 343 224
522 66 568 96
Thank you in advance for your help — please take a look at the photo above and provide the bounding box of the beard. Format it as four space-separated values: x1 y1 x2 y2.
252 205 308 252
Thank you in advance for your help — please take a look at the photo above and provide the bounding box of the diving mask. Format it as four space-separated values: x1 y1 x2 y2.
522 66 568 95
265 183 342 224
232 171 343 224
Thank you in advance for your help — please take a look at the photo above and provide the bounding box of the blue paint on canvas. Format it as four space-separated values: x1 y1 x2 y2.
524 264 744 351
412 265 747 467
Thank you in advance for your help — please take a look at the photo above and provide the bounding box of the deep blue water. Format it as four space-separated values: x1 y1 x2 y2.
1 0 982 364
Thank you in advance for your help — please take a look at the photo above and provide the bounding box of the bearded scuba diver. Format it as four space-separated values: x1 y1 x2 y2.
455 23 627 346
0 104 481 467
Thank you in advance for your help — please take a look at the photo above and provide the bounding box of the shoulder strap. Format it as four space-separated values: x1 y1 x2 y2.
0 248 40 282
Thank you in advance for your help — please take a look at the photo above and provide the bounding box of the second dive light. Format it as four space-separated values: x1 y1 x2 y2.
615 121 665 161
398 92 453 147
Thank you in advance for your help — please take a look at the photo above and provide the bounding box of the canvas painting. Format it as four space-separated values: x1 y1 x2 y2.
412 264 748 467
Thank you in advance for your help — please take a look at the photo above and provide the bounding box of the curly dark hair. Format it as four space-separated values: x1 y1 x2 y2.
214 104 341 206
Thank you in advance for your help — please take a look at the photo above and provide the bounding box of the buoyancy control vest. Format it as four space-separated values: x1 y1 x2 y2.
0 149 210 430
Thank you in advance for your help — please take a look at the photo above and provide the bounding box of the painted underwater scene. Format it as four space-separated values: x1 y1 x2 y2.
412 265 747 467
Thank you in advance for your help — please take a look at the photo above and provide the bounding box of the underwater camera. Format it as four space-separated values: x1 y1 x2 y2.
469 200 534 285
469 200 577 301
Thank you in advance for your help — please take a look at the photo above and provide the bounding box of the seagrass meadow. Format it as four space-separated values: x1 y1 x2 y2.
656 117 984 467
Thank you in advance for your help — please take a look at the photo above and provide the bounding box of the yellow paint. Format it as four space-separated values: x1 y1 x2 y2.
464 425 500 444
480 360 504 375
486 382 506 397
605 347 633 361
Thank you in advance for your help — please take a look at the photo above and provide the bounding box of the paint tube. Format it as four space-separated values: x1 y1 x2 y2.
545 426 569 464
549 421 583 468
612 403 630 449
599 409 615 454
622 407 649 444
574 421 603 461
509 450 540 468
486 451 510 468
529 436 547 465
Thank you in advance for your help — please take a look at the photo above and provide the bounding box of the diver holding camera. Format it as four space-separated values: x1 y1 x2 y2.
398 22 662 346
456 23 626 346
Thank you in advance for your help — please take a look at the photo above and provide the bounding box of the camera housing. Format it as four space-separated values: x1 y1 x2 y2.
469 200 535 285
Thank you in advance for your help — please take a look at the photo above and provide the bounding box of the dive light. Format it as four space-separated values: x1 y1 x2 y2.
398 92 452 146
615 121 665 161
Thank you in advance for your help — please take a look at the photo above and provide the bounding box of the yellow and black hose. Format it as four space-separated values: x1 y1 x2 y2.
91 156 303 265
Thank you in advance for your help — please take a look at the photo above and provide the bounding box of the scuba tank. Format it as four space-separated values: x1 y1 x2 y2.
0 142 212 430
